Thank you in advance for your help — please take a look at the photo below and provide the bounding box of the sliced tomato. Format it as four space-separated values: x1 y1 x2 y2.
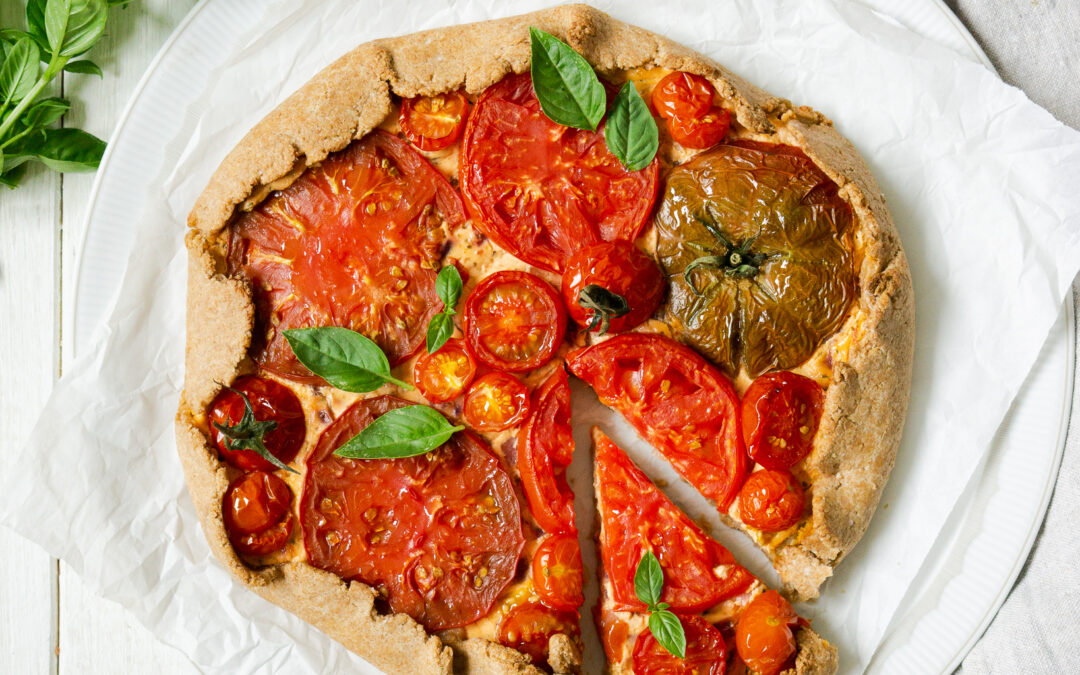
460 73 659 272
632 615 728 675
300 396 524 631
651 71 715 120
594 431 755 613
667 108 730 150
742 371 824 471
228 130 465 381
517 368 576 534
413 339 477 403
598 605 632 666
568 333 748 510
399 91 469 151
561 240 665 334
532 534 584 613
464 270 566 372
223 471 295 557
462 372 530 431
208 376 305 472
737 470 805 532
497 601 580 666
735 591 801 675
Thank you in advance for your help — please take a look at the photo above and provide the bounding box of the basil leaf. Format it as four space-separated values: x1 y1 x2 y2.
44 0 70 55
64 59 101 77
58 0 107 57
283 326 412 392
0 163 28 188
22 96 69 127
34 128 104 172
426 312 454 355
435 265 462 314
648 610 686 659
634 550 664 607
335 405 464 459
529 27 604 130
24 1 51 54
605 82 659 171
0 37 41 104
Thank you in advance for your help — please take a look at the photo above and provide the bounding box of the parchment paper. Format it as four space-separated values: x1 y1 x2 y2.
4 0 1080 673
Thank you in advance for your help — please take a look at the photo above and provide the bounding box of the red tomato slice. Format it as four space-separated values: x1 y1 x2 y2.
399 91 469 152
413 339 477 403
561 240 665 334
300 396 524 631
228 130 465 381
463 372 530 431
598 605 632 666
532 533 584 612
737 470 806 532
568 333 748 510
460 73 659 272
735 591 801 675
517 368 576 534
651 71 715 120
223 471 295 557
497 601 580 666
464 270 566 372
742 371 825 471
594 431 755 613
208 376 305 472
632 615 728 675
667 107 730 150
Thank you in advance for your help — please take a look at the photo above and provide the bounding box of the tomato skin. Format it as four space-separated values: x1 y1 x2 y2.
532 534 584 612
223 471 295 557
632 615 728 675
652 71 715 120
561 240 665 333
399 91 469 152
667 108 730 150
464 270 566 372
742 371 824 471
462 372 531 431
735 591 800 675
208 376 305 472
517 368 576 534
413 339 477 403
738 470 806 532
497 601 580 666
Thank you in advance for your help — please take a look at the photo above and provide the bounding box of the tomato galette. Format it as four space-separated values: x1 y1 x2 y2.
176 4 913 675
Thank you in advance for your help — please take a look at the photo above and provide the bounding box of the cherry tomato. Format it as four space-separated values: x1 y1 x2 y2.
497 601 579 666
632 615 728 675
735 591 800 675
532 533 584 612
413 339 477 403
742 371 824 471
517 368 575 534
568 333 748 510
738 470 806 532
667 108 731 150
301 396 524 631
464 270 566 372
463 372 530 431
222 471 295 557
594 431 754 613
228 130 465 380
651 71 715 120
561 240 665 334
399 91 469 152
208 376 305 472
460 73 659 272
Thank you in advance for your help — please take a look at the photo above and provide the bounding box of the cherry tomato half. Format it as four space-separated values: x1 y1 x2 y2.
464 270 566 372
497 601 580 666
738 470 806 532
667 108 731 150
632 615 728 675
742 371 824 471
208 376 305 472
223 471 295 557
518 368 576 534
561 240 665 334
413 338 477 403
651 71 715 121
735 591 801 675
463 372 530 432
532 533 584 613
399 91 469 152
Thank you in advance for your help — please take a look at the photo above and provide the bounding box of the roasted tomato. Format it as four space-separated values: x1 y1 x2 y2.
667 108 730 150
738 470 806 532
464 270 566 372
561 240 665 334
413 339 477 403
651 71 715 120
568 333 748 510
208 376 305 472
497 601 580 666
632 615 728 675
742 371 824 471
735 591 801 675
598 605 632 665
228 130 465 381
223 471 294 557
655 141 856 377
460 73 659 272
301 396 524 631
532 533 584 613
463 372 530 431
594 431 754 612
518 368 576 534
399 91 469 152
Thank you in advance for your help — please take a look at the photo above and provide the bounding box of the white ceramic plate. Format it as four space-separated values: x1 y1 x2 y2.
67 1 1074 672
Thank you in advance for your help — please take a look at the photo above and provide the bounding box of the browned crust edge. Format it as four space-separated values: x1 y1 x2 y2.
176 3 912 672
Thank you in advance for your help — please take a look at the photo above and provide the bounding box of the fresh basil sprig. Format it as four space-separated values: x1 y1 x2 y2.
335 405 464 460
426 265 462 354
529 27 605 130
284 327 413 392
578 284 629 336
635 551 687 659
604 82 659 171
212 385 298 474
